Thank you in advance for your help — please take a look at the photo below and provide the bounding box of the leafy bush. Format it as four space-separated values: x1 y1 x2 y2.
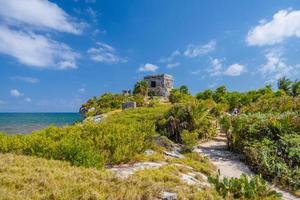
241 96 300 113
80 93 147 117
226 112 300 194
181 130 198 151
169 87 197 104
0 106 169 169
209 174 282 199
157 103 217 143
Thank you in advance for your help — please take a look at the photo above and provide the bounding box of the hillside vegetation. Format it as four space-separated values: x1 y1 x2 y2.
0 153 221 200
0 76 298 199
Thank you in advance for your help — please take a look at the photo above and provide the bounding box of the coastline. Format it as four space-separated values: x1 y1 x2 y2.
0 113 82 134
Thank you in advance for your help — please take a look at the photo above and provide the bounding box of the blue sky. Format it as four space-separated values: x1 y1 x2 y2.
0 0 300 112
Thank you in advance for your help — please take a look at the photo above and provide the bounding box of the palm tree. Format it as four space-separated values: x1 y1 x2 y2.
277 76 292 95
133 80 149 96
292 80 300 97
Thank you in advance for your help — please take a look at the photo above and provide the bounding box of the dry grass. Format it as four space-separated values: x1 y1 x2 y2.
0 153 221 200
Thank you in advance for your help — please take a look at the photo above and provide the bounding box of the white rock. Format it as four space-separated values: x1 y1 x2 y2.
164 151 184 159
144 149 155 155
160 191 177 200
110 162 166 178
88 107 96 112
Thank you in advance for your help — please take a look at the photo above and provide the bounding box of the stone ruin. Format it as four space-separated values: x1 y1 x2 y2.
144 74 173 97
122 101 137 110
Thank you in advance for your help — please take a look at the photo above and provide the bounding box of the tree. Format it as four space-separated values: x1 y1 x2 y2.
196 89 213 100
213 86 227 103
277 76 292 95
133 80 149 96
291 80 300 97
179 85 189 94
226 92 242 110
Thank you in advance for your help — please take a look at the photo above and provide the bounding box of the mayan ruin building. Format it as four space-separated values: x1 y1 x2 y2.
144 74 173 97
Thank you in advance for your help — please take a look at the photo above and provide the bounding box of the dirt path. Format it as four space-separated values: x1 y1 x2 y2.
194 133 298 200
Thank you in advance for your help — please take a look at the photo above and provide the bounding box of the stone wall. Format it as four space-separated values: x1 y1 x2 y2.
122 101 137 110
144 74 173 97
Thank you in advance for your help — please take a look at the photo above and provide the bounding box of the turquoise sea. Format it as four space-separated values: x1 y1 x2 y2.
0 113 82 134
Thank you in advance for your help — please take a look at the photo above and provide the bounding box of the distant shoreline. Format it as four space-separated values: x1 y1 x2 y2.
0 113 82 134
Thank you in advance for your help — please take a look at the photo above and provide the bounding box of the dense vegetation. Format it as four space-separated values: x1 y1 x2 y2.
221 106 300 195
217 77 300 196
209 174 281 200
167 76 300 195
157 103 217 146
79 93 145 117
0 76 299 199
0 106 171 168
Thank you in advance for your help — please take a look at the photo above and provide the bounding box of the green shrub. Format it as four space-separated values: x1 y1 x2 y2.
157 103 216 143
228 112 300 193
181 130 198 151
209 174 282 199
0 106 169 169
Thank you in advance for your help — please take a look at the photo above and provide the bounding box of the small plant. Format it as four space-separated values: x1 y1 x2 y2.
181 130 198 151
209 174 282 199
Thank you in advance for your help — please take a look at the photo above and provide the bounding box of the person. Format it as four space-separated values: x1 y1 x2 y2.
232 108 240 116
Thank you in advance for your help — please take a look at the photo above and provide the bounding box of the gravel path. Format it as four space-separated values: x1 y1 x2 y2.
194 133 299 200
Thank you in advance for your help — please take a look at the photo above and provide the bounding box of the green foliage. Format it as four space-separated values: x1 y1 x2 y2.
241 96 300 113
213 86 227 103
80 93 126 116
169 87 196 104
227 112 300 193
209 174 282 199
0 106 169 169
196 89 213 100
133 80 149 96
292 80 300 97
148 99 159 107
157 103 217 143
179 85 189 94
278 76 293 95
80 93 147 117
181 130 198 151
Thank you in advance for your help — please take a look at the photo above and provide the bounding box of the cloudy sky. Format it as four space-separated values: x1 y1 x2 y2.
0 0 300 112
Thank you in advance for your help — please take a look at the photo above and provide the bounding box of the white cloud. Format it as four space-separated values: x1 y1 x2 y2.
208 58 223 76
10 89 23 97
138 63 159 72
167 62 180 69
260 49 300 82
78 87 85 93
247 9 300 46
0 26 78 69
159 50 181 63
0 0 81 34
224 63 246 76
87 42 126 64
24 97 32 102
11 76 39 83
184 40 216 58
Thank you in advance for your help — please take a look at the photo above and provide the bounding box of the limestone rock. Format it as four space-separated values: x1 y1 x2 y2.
159 192 177 200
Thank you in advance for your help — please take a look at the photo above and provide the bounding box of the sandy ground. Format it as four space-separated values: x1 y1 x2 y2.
194 133 299 200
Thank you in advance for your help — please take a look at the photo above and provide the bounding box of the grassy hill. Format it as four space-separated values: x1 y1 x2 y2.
1 77 299 199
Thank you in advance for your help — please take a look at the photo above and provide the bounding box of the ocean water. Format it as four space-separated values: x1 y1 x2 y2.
0 113 82 134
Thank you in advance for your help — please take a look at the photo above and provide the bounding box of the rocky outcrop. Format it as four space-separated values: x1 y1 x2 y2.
110 162 167 178
83 114 107 123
